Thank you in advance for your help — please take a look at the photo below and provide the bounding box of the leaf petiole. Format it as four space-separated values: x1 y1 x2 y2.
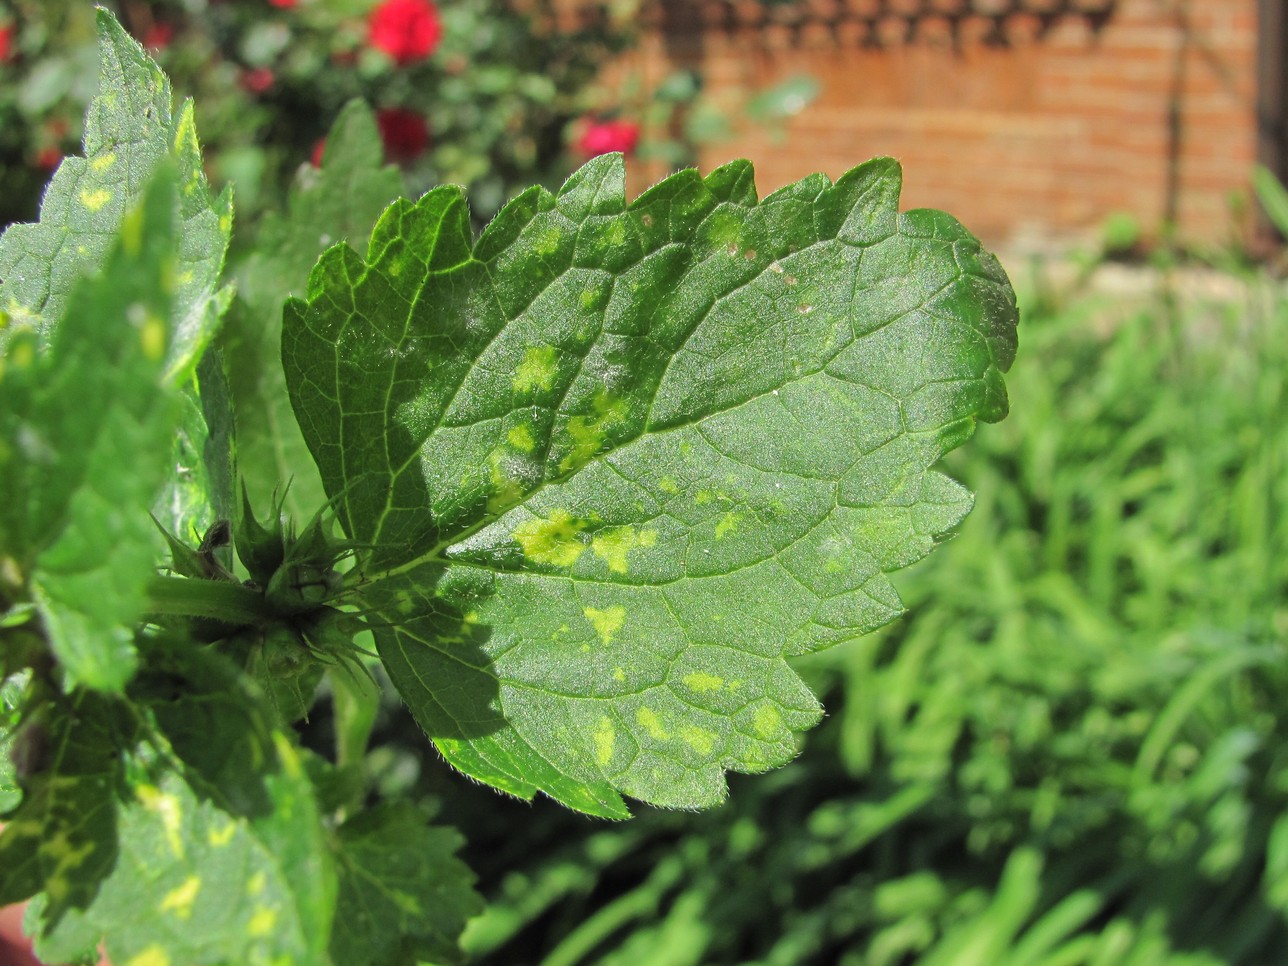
144 573 275 627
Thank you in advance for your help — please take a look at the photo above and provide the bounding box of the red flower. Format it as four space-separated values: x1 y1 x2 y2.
368 0 442 65
35 147 61 170
311 138 327 168
240 67 276 94
576 119 640 158
0 25 13 63
377 107 429 162
143 22 174 51
269 0 299 7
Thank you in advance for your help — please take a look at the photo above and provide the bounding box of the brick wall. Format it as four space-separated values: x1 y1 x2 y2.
606 0 1262 250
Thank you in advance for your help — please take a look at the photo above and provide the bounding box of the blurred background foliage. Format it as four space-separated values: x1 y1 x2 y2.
5 1 1288 963
0 0 642 230
0 0 816 233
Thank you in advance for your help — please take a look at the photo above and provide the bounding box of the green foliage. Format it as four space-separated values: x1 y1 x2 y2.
444 278 1288 964
0 9 1017 963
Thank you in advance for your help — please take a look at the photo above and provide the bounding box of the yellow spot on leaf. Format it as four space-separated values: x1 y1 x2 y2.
248 871 268 896
208 821 236 847
513 509 586 567
125 946 171 966
559 388 630 472
613 667 626 682
636 707 670 740
79 188 112 213
583 605 625 645
715 511 742 540
487 457 525 514
694 490 713 505
248 906 278 937
658 477 679 494
137 785 184 859
591 526 657 574
682 672 724 692
160 875 201 919
513 345 558 393
140 313 166 361
507 424 536 452
679 725 716 756
753 705 782 739
593 716 616 766
90 152 116 172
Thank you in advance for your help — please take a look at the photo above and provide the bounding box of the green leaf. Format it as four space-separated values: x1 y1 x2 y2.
0 675 22 813
0 172 184 691
225 100 404 521
0 692 134 920
35 644 336 966
283 155 1018 814
0 8 232 383
330 804 483 966
37 764 330 966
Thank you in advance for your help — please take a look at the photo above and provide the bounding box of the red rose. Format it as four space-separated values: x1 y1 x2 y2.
377 107 429 162
240 67 275 94
576 119 640 158
0 25 13 63
368 0 442 65
143 22 174 51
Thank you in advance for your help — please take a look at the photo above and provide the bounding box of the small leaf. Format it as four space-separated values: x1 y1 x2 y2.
284 155 1018 813
330 804 483 966
0 9 232 383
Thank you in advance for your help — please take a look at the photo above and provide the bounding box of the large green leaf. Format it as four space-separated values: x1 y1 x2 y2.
0 173 183 691
283 155 1018 815
225 99 404 521
0 8 232 382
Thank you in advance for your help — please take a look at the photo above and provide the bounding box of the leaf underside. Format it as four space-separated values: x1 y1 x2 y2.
283 154 1018 816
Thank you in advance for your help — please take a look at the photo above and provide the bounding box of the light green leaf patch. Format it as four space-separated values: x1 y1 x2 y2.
283 154 1018 815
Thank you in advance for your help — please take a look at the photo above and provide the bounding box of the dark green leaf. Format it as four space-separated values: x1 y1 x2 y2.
284 155 1017 814
330 804 482 966
0 692 133 920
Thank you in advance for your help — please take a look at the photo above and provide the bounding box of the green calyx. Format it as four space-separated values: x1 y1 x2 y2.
151 486 367 689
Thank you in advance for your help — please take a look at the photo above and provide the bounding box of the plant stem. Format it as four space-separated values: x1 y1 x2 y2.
145 573 274 627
